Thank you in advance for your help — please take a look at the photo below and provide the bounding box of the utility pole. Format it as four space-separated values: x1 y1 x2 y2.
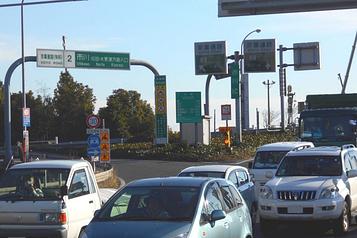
341 31 357 94
262 80 275 128
0 0 86 165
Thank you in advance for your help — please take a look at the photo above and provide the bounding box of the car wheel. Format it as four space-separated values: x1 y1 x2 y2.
250 203 258 224
334 201 350 235
260 217 274 237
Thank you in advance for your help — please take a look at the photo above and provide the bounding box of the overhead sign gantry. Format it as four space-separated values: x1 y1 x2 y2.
218 0 357 17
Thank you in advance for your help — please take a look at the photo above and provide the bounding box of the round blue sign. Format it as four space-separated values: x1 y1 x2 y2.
87 134 100 147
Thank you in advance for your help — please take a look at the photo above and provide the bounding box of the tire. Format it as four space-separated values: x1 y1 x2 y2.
260 217 274 237
334 201 350 236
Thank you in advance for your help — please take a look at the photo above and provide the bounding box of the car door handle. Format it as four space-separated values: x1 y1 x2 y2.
224 222 229 229
89 200 93 204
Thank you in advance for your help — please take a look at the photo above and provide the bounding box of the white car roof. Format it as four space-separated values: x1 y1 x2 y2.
286 146 343 157
10 159 89 170
179 164 247 174
256 141 314 152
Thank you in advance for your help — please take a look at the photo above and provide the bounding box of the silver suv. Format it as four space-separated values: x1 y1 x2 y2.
259 145 357 235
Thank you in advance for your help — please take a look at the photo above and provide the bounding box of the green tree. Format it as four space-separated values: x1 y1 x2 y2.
53 72 96 142
99 89 154 142
28 94 56 141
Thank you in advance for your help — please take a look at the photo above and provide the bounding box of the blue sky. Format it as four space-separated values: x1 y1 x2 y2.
1 0 357 131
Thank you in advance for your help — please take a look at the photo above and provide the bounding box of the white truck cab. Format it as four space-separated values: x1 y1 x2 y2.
259 145 357 235
249 141 314 197
0 159 101 238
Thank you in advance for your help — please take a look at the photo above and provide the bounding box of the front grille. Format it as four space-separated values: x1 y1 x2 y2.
277 191 316 201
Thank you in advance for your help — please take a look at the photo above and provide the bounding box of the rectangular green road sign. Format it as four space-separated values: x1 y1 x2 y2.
155 75 168 144
231 62 240 99
176 92 202 123
36 49 130 70
73 51 130 70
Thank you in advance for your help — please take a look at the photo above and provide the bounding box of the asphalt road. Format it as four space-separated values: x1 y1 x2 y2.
111 158 357 238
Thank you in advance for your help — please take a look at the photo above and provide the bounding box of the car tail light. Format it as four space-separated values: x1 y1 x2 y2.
59 212 67 224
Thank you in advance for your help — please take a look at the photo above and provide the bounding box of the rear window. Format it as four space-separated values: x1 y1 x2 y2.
0 168 70 201
253 151 288 169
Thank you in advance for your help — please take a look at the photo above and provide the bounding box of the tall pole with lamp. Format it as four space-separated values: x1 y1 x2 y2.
236 29 261 143
262 80 275 128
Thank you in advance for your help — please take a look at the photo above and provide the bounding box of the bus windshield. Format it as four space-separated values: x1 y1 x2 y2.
300 116 354 141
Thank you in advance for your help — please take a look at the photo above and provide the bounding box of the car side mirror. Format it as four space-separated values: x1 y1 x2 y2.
347 169 357 178
94 209 101 217
60 185 68 197
265 171 274 179
210 210 226 222
248 162 253 169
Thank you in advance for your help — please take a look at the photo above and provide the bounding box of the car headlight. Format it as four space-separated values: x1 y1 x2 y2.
260 186 273 199
319 186 338 199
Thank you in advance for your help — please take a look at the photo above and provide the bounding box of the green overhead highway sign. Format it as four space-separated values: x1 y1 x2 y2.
176 92 202 123
37 49 130 70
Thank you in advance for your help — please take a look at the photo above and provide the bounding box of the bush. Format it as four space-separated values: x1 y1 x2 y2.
111 130 297 161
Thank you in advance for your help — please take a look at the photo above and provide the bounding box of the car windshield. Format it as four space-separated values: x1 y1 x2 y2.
178 171 225 178
276 156 342 177
300 116 354 140
97 186 200 221
253 151 288 169
0 168 70 201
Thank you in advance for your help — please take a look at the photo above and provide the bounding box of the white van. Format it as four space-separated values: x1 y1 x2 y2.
0 159 102 238
249 142 314 196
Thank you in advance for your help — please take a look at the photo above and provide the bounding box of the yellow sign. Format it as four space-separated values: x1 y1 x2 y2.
155 85 167 114
100 143 110 151
100 129 109 143
100 152 110 162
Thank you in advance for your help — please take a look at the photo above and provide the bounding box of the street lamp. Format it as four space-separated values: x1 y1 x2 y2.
235 28 261 143
262 80 275 128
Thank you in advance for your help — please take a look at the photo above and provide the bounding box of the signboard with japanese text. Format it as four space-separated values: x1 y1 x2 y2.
194 41 227 75
221 104 232 121
86 128 110 162
231 63 240 99
154 75 168 144
176 92 202 123
243 39 276 73
37 49 130 70
36 49 64 68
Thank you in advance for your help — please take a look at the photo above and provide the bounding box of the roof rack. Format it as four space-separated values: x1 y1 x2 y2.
341 144 355 150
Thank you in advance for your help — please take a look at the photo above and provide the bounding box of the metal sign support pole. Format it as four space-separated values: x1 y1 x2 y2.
278 45 285 130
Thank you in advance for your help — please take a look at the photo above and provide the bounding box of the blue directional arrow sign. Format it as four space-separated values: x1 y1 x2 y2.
87 147 101 157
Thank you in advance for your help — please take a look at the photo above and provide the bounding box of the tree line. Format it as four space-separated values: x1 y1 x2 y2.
0 72 155 145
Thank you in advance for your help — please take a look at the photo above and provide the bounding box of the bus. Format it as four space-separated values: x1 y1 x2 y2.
299 94 357 146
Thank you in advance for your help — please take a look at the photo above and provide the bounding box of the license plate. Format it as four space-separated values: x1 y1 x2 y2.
288 206 302 214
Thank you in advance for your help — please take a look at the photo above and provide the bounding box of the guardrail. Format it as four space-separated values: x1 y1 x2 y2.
95 167 114 183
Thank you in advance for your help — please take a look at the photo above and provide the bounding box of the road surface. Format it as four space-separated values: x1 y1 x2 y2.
111 158 357 238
